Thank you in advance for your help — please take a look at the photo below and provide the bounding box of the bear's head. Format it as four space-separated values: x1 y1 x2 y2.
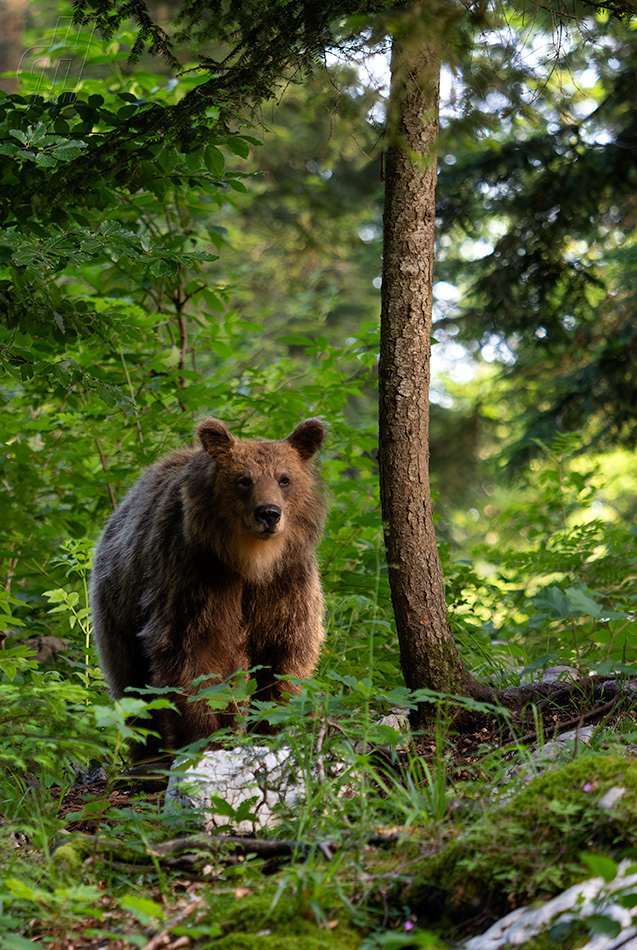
194 418 326 578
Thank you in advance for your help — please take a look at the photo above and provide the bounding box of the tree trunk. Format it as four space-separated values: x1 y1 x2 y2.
378 7 493 718
0 0 27 94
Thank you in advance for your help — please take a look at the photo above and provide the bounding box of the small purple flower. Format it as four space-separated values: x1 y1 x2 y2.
405 921 414 931
583 782 593 793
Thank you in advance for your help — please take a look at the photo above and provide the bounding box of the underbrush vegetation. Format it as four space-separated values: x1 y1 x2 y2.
2 426 637 948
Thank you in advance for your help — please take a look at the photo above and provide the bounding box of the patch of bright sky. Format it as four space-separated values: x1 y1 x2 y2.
332 46 485 394
430 282 479 395
332 26 615 402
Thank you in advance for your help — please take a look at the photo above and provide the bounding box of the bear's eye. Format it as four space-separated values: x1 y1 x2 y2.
237 475 253 490
278 475 291 488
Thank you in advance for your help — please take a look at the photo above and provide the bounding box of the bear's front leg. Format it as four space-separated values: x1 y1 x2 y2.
140 597 249 753
243 564 325 718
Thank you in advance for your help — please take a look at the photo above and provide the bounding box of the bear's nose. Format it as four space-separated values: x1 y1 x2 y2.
255 505 282 530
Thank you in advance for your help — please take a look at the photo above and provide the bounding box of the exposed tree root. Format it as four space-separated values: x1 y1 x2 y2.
500 695 623 750
446 673 636 749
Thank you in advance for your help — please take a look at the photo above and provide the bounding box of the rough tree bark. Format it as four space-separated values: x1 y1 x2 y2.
378 6 494 718
0 0 28 94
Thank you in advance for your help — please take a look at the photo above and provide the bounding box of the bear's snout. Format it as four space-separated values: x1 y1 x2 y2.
254 504 282 533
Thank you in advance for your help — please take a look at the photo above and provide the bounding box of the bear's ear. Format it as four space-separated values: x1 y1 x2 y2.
285 418 326 461
197 418 235 456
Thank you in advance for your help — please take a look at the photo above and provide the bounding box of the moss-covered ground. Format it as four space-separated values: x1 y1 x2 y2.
405 754 637 938
7 743 637 949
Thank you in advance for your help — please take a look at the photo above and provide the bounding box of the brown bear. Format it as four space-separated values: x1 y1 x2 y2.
91 417 327 758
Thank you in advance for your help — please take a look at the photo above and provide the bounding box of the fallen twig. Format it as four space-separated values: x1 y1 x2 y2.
62 829 404 874
315 713 327 784
150 835 311 860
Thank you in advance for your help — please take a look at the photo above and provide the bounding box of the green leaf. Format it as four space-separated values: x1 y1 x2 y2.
532 587 569 618
204 144 225 177
184 149 204 173
587 915 621 939
211 341 234 359
564 588 603 618
234 796 259 821
228 136 249 158
278 334 314 346
34 153 57 167
120 894 164 925
3 878 48 901
208 794 243 819
9 128 29 145
0 936 44 950
44 589 67 604
53 144 85 162
580 853 617 882
117 104 138 120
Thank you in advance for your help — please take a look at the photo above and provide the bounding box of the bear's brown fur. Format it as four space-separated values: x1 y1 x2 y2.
91 418 327 757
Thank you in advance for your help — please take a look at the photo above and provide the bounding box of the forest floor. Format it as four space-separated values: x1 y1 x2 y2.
29 690 636 950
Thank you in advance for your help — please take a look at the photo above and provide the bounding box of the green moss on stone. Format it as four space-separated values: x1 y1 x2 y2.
52 837 94 874
405 755 637 931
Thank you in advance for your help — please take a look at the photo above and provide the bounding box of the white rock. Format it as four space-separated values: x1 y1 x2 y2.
598 786 626 811
532 725 596 761
165 745 304 835
465 860 637 950
528 665 579 685
503 726 595 787
377 713 410 735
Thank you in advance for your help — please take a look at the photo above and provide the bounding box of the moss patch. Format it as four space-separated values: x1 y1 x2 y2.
210 926 361 949
52 837 94 874
196 871 362 949
405 754 637 931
